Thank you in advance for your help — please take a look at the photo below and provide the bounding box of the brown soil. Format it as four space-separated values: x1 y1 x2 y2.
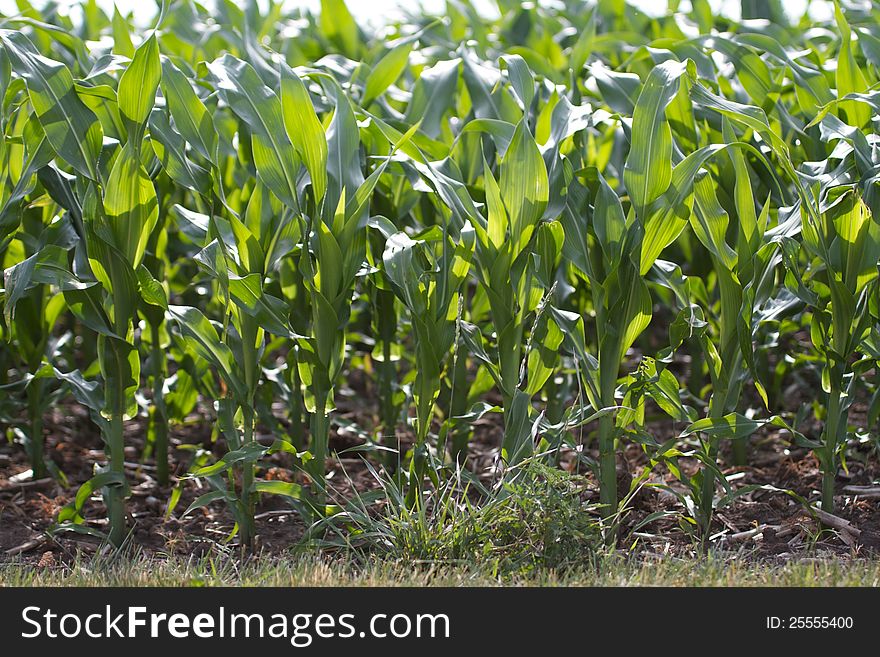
2 377 879 567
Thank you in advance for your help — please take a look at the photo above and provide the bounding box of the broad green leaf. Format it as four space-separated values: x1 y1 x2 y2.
624 59 691 218
640 141 768 274
160 57 218 163
117 32 160 136
324 80 363 220
501 54 534 113
181 490 238 517
136 265 168 309
363 40 412 105
405 58 460 139
320 0 360 57
826 186 880 296
3 245 85 320
103 142 159 268
482 153 508 250
500 119 548 250
149 109 212 194
229 273 301 338
692 174 737 270
57 471 127 523
111 5 135 58
280 65 327 201
207 54 300 209
252 480 304 501
191 442 268 477
834 2 870 127
0 30 102 179
681 413 762 441
167 305 247 400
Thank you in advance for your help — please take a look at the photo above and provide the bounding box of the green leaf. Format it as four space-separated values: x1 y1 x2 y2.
181 490 238 517
404 58 460 139
320 0 361 57
3 245 85 319
117 32 160 136
111 5 135 58
501 54 534 113
640 142 764 274
692 173 737 270
624 59 691 218
103 142 159 268
500 118 548 251
207 54 300 209
0 30 102 180
190 442 268 477
167 305 247 400
363 40 412 105
681 413 762 441
229 273 301 338
834 1 870 127
324 80 363 220
252 480 304 501
149 108 212 194
280 65 327 201
57 471 127 523
160 57 218 163
136 265 168 309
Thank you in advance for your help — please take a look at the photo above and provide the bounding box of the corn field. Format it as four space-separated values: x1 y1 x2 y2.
1 0 880 559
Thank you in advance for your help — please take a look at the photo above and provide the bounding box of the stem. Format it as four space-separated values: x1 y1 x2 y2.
150 324 169 486
108 407 126 548
546 375 564 426
27 380 45 479
687 337 704 397
449 348 469 465
597 415 617 523
240 406 256 550
377 289 398 472
405 379 436 508
699 443 718 541
238 316 260 551
499 335 522 411
308 403 329 511
288 351 305 451
821 382 843 514
597 370 617 545
699 394 725 543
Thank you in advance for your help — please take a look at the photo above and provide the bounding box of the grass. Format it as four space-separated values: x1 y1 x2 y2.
3 552 880 587
315 461 603 576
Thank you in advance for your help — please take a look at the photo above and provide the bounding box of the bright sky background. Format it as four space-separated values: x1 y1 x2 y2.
0 0 832 27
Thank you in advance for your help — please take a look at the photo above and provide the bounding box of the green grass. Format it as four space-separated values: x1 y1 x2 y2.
315 461 603 576
3 552 880 587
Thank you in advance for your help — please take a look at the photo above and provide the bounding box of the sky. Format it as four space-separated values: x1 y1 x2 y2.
0 0 832 27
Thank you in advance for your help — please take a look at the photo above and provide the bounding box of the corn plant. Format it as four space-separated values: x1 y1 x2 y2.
1 111 58 478
1 0 880 555
452 58 565 469
786 185 880 513
382 221 474 500
0 27 163 545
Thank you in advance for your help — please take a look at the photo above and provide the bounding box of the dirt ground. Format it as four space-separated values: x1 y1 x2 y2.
2 378 879 570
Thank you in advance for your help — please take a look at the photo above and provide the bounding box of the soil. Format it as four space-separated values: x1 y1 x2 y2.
2 361 879 568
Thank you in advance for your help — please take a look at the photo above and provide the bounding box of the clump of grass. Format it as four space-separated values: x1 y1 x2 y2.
476 464 602 575
316 461 602 576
